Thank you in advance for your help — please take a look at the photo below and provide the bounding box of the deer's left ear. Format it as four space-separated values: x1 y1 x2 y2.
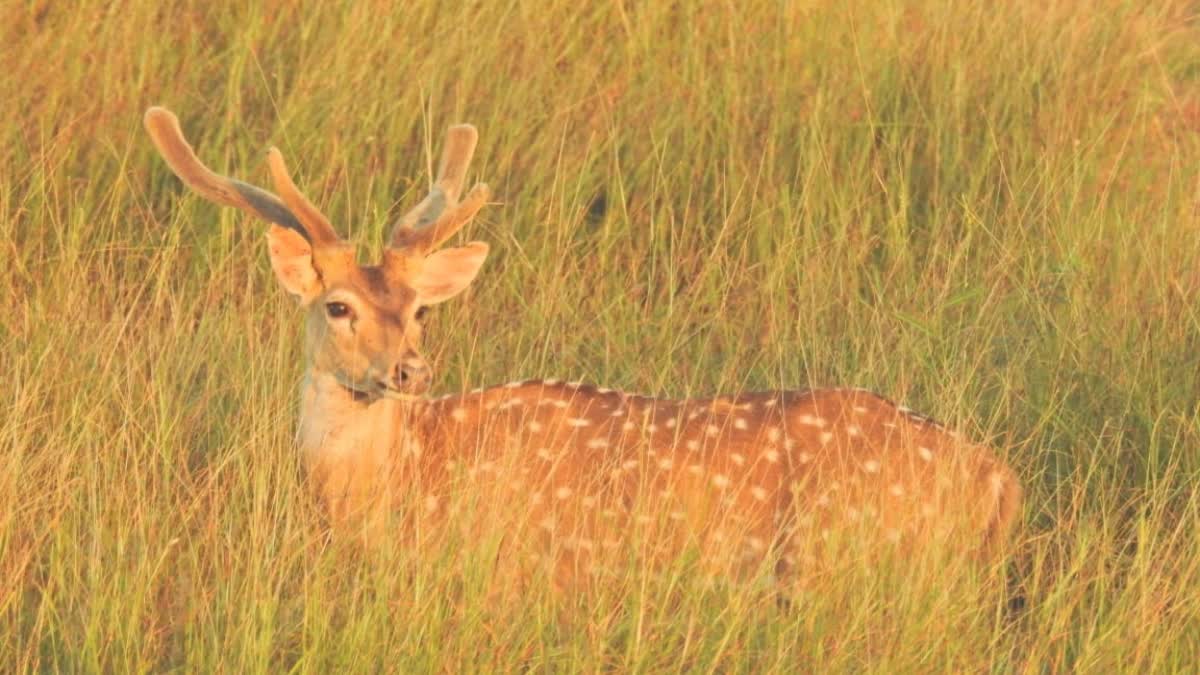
410 242 489 304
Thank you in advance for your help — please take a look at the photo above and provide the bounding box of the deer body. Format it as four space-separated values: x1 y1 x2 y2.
300 372 1022 579
144 107 1021 583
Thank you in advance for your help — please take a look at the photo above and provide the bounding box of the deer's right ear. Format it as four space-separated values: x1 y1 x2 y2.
266 225 322 303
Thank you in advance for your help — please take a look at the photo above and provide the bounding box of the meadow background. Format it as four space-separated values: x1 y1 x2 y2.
4 0 1200 671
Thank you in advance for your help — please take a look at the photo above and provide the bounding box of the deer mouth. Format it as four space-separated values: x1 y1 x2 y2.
377 383 425 402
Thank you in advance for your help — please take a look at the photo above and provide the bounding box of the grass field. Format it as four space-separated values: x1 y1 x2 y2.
4 0 1200 671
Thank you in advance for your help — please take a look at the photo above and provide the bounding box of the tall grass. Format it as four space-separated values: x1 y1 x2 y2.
3 0 1199 670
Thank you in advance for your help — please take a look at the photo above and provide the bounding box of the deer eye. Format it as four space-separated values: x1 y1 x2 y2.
414 306 429 321
325 302 352 319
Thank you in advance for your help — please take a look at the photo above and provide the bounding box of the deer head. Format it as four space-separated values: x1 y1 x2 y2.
144 107 491 401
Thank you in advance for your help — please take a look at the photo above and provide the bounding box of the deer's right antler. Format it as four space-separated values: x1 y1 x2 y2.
143 106 341 246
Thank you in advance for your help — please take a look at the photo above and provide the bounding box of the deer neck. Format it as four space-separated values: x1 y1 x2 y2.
297 369 426 469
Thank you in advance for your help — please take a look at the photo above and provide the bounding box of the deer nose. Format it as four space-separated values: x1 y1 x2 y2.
392 357 431 394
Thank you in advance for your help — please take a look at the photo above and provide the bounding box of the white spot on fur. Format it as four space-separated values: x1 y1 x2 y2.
567 417 591 428
712 474 730 489
889 483 905 497
657 458 674 470
763 449 780 463
797 452 812 463
528 420 543 433
587 437 609 449
688 464 703 475
798 414 825 427
918 446 933 462
751 486 768 501
686 439 700 451
862 459 880 473
766 427 781 443
819 432 833 445
621 459 638 471
505 381 523 388
734 418 749 430
554 487 573 500
611 409 626 417
665 417 677 428
705 424 720 437
730 453 745 466
537 448 554 461
846 425 862 437
989 471 1006 493
747 537 766 552
450 408 467 422
552 400 569 409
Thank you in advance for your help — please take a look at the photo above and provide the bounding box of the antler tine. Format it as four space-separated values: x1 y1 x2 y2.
143 106 338 245
390 124 490 253
266 148 341 245
435 124 478 202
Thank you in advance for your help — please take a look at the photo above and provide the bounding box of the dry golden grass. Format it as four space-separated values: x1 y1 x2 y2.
3 0 1200 670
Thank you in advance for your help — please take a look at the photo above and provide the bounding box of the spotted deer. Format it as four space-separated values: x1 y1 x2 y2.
145 106 1021 583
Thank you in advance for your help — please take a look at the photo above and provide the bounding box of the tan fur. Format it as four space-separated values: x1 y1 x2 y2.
407 385 1018 578
145 107 1022 586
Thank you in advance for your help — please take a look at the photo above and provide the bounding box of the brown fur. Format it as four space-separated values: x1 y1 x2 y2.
309 382 1023 583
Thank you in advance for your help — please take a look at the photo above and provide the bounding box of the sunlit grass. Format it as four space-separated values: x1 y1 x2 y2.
3 0 1200 670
